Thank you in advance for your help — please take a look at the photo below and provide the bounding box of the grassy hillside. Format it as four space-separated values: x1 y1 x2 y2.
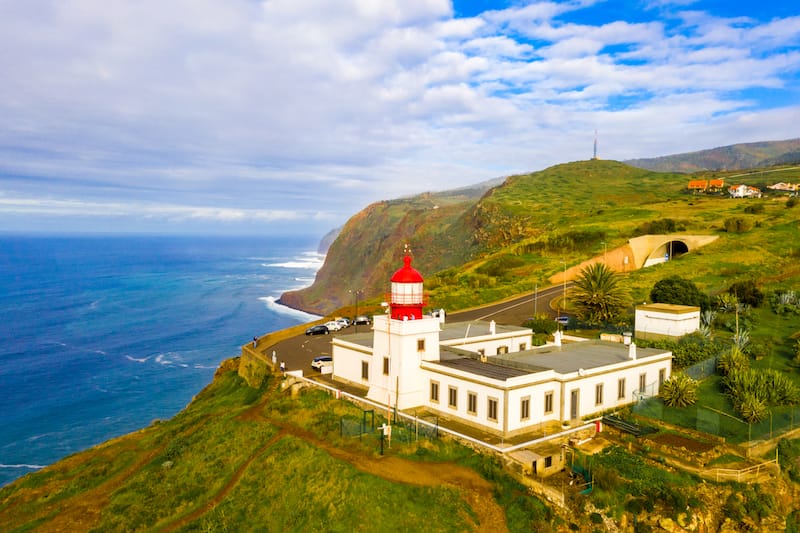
0 363 555 532
626 138 800 172
284 158 800 316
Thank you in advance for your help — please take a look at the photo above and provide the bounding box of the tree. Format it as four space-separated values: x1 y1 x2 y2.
570 263 630 325
727 279 764 308
650 275 710 311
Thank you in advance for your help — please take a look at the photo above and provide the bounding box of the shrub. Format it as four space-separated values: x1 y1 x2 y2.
522 314 558 335
650 275 710 311
727 280 764 308
723 217 753 233
660 373 698 407
788 197 798 208
717 346 749 375
743 203 765 214
475 254 525 278
770 290 800 315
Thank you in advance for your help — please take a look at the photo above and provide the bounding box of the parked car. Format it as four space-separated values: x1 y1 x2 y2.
311 355 333 370
305 325 330 336
335 317 351 328
555 316 569 327
353 315 371 326
324 320 342 331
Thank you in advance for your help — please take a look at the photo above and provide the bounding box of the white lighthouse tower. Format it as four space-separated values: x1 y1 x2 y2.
367 247 442 410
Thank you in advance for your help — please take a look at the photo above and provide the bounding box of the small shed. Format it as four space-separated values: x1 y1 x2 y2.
511 443 566 478
635 303 700 341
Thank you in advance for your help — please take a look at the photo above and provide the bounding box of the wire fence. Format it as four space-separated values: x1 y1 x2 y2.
633 395 800 444
682 356 718 381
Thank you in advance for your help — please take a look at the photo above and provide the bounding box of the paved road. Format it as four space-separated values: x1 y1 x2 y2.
267 283 574 374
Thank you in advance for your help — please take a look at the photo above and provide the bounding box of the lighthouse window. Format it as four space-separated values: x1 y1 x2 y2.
417 339 425 352
383 357 389 375
361 361 369 380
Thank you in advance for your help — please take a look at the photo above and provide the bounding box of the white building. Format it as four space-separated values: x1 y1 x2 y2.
332 252 673 438
634 303 700 341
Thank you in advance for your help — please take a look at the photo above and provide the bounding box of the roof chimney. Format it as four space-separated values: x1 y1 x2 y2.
629 342 637 360
489 320 496 335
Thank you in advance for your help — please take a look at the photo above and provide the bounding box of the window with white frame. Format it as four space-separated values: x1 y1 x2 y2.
544 391 553 414
383 357 389 375
448 386 457 409
639 373 646 394
487 397 498 421
467 392 477 415
520 397 530 420
417 339 425 352
430 381 439 403
595 383 603 406
618 378 626 400
361 361 369 380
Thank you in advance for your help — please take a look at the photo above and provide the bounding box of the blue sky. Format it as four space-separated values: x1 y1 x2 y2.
1 0 798 236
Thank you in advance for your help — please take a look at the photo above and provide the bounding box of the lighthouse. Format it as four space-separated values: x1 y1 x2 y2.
389 247 425 320
365 246 441 409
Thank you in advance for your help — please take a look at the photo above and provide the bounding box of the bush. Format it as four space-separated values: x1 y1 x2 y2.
770 290 800 315
475 254 525 278
723 217 753 233
716 346 749 375
727 280 764 308
650 275 710 311
522 314 558 335
743 203 765 214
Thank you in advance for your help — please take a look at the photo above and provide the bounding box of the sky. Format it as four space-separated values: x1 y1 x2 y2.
1 0 798 237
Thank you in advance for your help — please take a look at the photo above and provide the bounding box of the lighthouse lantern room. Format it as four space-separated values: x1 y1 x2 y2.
389 246 425 320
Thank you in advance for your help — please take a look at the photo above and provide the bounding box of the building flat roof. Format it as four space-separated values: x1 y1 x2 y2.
430 349 536 380
497 341 670 375
439 321 530 342
636 303 700 313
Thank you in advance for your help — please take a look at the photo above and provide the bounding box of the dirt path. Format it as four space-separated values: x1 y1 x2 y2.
163 397 510 532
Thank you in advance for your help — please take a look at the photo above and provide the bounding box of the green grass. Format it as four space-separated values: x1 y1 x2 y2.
1 370 556 532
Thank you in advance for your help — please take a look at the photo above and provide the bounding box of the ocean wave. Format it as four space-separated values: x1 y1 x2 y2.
0 464 45 470
155 354 171 365
258 296 321 321
125 355 151 363
264 251 325 270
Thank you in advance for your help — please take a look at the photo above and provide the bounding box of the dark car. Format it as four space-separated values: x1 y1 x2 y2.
305 325 330 336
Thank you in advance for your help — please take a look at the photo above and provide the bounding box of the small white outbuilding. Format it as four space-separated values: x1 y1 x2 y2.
634 303 700 341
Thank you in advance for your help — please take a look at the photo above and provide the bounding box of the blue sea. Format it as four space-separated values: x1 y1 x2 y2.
0 234 322 487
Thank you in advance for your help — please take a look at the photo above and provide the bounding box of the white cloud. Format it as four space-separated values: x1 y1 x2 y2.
0 0 798 235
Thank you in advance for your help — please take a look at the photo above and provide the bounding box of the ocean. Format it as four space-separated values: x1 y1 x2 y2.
0 234 322 487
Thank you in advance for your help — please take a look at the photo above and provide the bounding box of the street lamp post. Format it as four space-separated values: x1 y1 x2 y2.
349 289 362 332
562 261 567 318
601 240 607 264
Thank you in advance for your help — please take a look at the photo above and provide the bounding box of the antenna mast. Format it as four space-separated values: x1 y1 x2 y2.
592 130 598 160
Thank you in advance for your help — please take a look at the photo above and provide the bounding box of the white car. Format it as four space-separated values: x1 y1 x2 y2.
324 320 342 331
311 356 333 370
336 317 351 328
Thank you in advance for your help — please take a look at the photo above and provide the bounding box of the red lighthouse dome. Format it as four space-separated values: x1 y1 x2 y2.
389 250 425 320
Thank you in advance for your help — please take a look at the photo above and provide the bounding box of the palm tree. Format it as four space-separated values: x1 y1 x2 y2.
570 263 630 325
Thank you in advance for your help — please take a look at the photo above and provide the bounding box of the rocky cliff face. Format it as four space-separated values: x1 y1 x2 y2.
278 190 487 314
